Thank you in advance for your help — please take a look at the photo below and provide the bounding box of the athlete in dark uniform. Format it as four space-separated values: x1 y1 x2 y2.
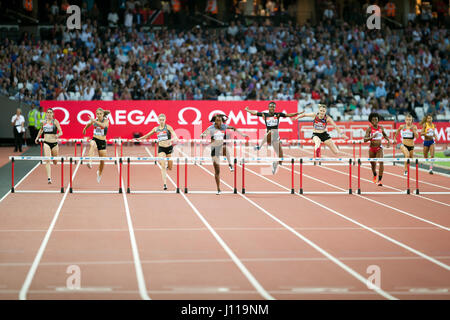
82 108 110 183
138 114 177 190
35 108 63 184
200 115 247 195
296 104 348 157
245 101 301 174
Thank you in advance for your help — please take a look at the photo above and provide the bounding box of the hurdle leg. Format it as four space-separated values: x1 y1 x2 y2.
61 157 64 193
70 158 73 193
291 158 294 194
11 158 14 193
184 157 188 193
415 159 419 194
241 158 245 194
299 158 303 194
348 158 352 194
406 158 410 194
127 157 130 193
357 159 361 194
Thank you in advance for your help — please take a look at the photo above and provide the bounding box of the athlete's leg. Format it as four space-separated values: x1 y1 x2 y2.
43 143 52 181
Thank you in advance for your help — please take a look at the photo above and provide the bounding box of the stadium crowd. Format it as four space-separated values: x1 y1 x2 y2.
0 0 448 121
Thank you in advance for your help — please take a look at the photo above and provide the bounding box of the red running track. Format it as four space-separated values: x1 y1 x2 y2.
0 144 448 299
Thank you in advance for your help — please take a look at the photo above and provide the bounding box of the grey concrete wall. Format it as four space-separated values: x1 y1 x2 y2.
0 95 35 140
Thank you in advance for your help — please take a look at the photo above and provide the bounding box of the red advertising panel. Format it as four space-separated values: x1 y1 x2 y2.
40 100 299 141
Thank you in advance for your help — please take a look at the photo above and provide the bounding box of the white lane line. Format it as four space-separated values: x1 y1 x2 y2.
144 147 274 300
241 162 450 271
283 150 450 228
18 146 86 300
0 162 41 203
300 150 450 194
3 255 450 267
0 226 442 233
116 148 151 300
181 150 396 300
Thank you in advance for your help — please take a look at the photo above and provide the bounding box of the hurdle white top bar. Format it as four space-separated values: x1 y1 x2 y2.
9 156 450 163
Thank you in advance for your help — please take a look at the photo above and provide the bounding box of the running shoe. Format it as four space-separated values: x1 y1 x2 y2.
372 175 377 183
97 170 102 183
429 169 433 175
404 171 407 176
272 161 278 174
229 164 234 172
48 178 52 184
163 184 168 190
254 145 260 151
87 162 92 169
216 190 221 195
377 182 383 186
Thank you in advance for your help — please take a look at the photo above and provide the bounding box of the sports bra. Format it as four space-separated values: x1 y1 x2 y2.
93 118 108 136
156 125 171 142
370 126 383 141
313 114 327 131
43 120 57 134
401 126 414 139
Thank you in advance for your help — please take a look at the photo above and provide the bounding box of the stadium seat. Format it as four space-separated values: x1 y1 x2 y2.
436 114 446 120
415 107 424 120
352 115 362 121
397 114 405 122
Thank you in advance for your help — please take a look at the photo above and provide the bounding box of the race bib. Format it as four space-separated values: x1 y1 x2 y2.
372 131 383 139
266 117 278 127
94 126 104 136
426 128 434 136
401 130 414 139
157 131 169 142
213 130 225 140
43 123 54 133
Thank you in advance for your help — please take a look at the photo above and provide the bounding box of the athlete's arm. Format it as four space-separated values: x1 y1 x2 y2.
327 116 348 139
200 128 210 138
227 125 248 138
167 125 178 143
295 112 315 120
363 127 373 142
412 125 419 139
244 107 259 116
381 126 391 147
285 111 304 117
393 125 403 141
90 117 109 129
138 127 157 140
54 119 63 138
82 120 93 135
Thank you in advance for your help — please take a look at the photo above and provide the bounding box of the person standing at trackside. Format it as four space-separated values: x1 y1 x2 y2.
11 108 25 153
27 103 38 146
245 102 302 174
36 106 46 133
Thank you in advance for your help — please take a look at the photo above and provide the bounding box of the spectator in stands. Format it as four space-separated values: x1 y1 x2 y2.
108 9 119 27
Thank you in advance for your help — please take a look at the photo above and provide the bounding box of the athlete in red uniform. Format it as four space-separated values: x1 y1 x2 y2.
364 113 391 186
296 104 348 157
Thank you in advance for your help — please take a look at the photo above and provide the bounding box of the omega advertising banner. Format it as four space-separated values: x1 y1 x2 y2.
40 100 299 141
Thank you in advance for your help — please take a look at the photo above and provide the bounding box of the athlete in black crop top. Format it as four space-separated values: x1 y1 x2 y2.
35 108 63 184
83 108 110 183
245 101 301 174
138 114 178 190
